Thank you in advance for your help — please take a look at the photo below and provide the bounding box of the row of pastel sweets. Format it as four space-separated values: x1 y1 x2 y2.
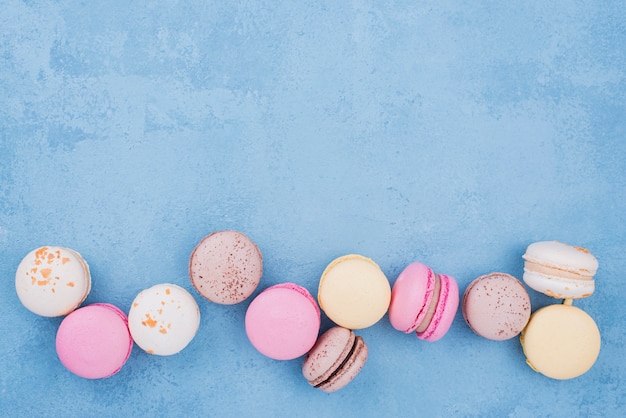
15 233 600 386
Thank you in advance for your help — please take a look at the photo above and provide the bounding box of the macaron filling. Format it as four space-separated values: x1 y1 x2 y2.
416 274 455 340
414 273 440 333
524 260 594 281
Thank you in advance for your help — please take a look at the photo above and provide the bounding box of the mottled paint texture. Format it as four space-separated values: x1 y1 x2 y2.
1 0 625 416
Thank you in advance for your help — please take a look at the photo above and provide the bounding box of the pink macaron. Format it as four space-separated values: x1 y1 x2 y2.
56 303 133 379
388 262 459 342
245 283 321 360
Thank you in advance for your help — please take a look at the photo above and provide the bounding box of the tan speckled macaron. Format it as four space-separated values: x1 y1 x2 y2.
189 230 263 304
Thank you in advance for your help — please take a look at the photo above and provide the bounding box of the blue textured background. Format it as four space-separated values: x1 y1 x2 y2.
1 1 625 417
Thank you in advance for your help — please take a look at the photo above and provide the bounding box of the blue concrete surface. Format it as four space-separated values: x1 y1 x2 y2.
1 1 625 417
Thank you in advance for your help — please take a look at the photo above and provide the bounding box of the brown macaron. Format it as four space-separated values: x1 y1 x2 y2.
189 230 263 304
302 326 368 393
462 272 531 341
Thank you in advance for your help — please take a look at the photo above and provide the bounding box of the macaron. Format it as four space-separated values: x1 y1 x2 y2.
462 272 531 341
15 246 91 317
56 303 133 379
245 283 321 360
302 326 368 393
128 284 200 356
388 262 459 342
189 230 263 304
317 255 391 330
522 241 598 299
520 303 601 380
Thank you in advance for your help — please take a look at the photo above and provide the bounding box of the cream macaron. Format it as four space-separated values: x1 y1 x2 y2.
318 254 391 330
520 303 601 380
522 241 598 299
15 246 91 317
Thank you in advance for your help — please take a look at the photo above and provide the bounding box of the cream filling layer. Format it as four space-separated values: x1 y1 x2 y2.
523 261 593 281
415 273 440 333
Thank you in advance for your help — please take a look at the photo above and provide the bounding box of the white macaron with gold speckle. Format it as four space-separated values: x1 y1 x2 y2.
128 283 200 356
15 246 91 317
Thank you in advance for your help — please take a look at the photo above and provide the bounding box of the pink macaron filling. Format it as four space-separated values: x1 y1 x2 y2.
416 274 459 341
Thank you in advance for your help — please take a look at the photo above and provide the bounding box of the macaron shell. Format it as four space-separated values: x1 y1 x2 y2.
56 303 132 379
388 262 436 333
189 230 263 304
319 336 367 393
318 254 391 330
523 270 595 299
245 283 321 360
303 327 353 384
520 304 600 380
302 326 368 393
15 246 91 317
462 273 531 341
128 284 200 356
522 241 598 275
416 274 459 342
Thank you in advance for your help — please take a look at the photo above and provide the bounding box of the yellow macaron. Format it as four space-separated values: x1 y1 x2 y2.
520 303 600 380
318 254 391 330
